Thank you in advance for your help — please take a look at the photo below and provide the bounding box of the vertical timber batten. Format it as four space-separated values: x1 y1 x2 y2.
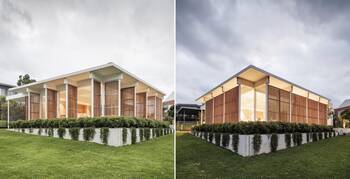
118 79 121 116
91 78 94 117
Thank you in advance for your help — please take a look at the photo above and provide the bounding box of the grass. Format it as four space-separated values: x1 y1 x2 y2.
0 129 173 179
177 132 350 179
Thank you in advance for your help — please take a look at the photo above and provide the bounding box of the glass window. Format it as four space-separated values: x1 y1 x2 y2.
240 85 254 121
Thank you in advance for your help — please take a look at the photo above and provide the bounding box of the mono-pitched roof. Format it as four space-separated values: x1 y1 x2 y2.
9 62 165 96
0 82 15 88
197 65 330 103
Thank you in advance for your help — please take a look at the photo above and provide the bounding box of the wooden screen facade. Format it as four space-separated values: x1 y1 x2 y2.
104 81 119 116
147 96 156 119
291 94 307 123
308 99 318 124
68 85 77 118
156 97 162 120
94 80 101 117
30 93 40 120
205 99 213 124
319 103 327 125
268 86 280 122
224 87 239 123
213 94 224 123
136 92 146 118
121 87 135 117
47 89 57 119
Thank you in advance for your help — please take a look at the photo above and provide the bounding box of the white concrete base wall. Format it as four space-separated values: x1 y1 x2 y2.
334 128 350 135
9 128 173 148
192 131 339 157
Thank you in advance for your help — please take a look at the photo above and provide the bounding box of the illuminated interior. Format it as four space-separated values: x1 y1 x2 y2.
255 84 266 121
57 85 66 118
240 84 254 121
77 79 91 118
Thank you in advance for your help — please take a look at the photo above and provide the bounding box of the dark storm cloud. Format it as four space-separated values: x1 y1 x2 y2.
177 0 350 107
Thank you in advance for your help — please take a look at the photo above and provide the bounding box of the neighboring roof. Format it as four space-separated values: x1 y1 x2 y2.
9 62 165 95
336 99 350 109
197 65 330 101
0 82 15 88
164 91 174 102
176 104 201 114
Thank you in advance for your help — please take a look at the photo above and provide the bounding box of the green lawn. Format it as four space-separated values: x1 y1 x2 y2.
176 132 350 179
0 129 173 179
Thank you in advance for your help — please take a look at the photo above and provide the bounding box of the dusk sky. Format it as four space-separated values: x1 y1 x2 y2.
0 0 174 96
177 0 350 107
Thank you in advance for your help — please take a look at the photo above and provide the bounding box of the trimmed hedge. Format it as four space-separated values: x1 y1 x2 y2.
11 116 170 129
192 122 332 134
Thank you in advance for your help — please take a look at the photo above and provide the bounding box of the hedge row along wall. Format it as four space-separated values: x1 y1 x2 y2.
10 127 173 147
192 122 337 156
10 116 170 129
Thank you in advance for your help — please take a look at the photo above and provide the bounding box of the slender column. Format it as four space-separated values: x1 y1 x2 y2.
306 93 309 124
254 88 256 121
200 109 203 124
317 97 320 125
56 92 59 118
91 78 94 117
289 89 292 123
155 96 157 120
212 93 215 123
45 88 48 119
66 84 68 118
28 91 31 120
134 88 136 117
118 79 121 116
265 84 269 122
7 100 10 129
238 85 241 122
101 82 105 116
145 91 148 118
222 87 225 123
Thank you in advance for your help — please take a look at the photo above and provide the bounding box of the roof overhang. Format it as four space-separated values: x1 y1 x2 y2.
9 62 165 97
196 65 330 105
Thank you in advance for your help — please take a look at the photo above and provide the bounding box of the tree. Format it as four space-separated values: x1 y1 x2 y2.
340 109 350 128
17 74 36 86
0 96 25 121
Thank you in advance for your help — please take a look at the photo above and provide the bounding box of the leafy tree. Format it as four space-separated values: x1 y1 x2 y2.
17 74 36 86
340 109 350 128
0 96 25 121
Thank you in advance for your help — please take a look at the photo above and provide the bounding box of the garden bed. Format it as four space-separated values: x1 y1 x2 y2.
192 122 338 157
9 127 172 147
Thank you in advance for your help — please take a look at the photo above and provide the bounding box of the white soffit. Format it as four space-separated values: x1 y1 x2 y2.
269 76 291 91
308 93 319 101
320 97 328 105
292 86 308 97
238 68 266 82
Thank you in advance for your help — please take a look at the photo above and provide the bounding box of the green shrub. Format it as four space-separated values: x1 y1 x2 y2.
83 127 95 141
306 133 310 142
270 133 278 152
232 134 239 152
58 127 66 138
324 132 328 139
145 128 151 140
139 128 144 141
208 133 213 143
214 133 221 146
38 128 42 135
44 128 48 135
318 132 323 140
69 128 80 140
122 128 128 144
100 127 109 144
222 133 230 148
48 128 54 137
131 128 136 144
253 134 261 154
192 122 332 134
152 128 156 138
21 128 25 133
29 128 33 133
312 132 318 141
292 132 302 146
204 132 208 140
11 117 170 129
285 133 291 148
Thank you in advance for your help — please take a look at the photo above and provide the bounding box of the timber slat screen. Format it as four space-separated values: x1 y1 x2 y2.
94 80 101 117
291 94 306 123
136 92 146 118
47 89 57 119
68 85 77 118
25 96 28 120
30 93 40 120
319 103 327 125
213 94 224 123
147 96 156 119
308 99 318 124
224 87 239 123
279 89 290 123
121 87 135 117
104 81 119 116
268 86 280 122
156 97 162 120
205 99 213 124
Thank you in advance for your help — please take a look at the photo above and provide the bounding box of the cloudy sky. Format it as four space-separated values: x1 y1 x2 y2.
177 0 350 107
0 0 174 96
